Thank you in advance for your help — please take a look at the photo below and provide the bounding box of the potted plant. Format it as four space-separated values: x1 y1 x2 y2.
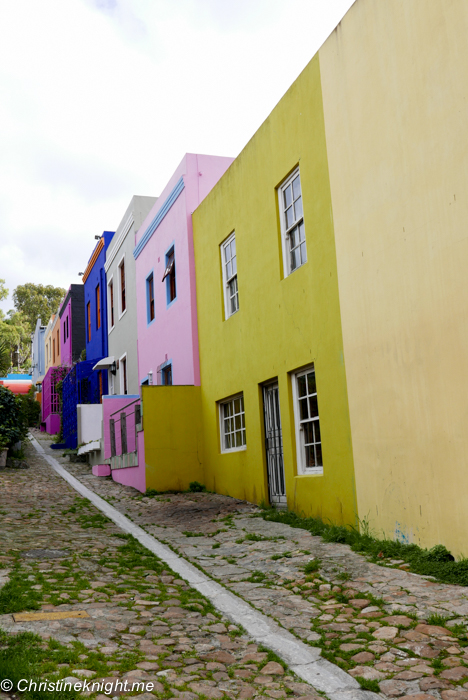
0 436 8 468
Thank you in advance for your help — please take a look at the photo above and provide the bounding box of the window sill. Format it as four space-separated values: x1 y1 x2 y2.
295 469 324 477
221 445 247 455
224 308 239 321
118 309 127 321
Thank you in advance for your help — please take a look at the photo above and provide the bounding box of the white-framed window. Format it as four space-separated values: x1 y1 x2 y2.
279 168 306 276
221 232 239 319
292 365 323 474
109 370 115 396
219 393 246 452
107 275 115 330
118 255 126 318
119 353 127 395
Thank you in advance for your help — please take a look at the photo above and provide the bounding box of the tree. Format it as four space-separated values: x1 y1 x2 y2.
0 312 31 372
12 283 66 334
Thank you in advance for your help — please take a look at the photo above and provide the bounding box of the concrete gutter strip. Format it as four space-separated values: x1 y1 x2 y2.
30 435 379 700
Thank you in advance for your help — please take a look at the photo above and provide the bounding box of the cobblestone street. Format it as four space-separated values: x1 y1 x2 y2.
1 432 468 700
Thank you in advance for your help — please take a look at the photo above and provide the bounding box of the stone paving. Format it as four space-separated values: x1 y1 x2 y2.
0 437 322 700
3 431 468 700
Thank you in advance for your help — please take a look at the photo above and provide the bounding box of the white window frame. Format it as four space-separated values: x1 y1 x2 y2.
107 274 115 332
292 365 323 475
221 232 239 319
119 352 128 395
109 370 115 396
117 254 127 320
219 393 246 453
279 168 306 277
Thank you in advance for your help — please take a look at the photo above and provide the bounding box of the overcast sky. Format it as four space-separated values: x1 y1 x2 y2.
0 0 355 314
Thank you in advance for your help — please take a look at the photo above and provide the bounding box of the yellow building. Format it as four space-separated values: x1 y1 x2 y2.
147 0 468 556
192 53 357 527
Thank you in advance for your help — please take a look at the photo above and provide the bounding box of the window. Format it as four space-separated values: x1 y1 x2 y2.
162 246 176 304
53 338 55 364
96 284 101 329
119 258 126 315
108 278 114 329
66 316 69 339
161 363 172 386
63 321 66 341
147 272 155 323
220 394 246 452
221 232 239 318
98 371 103 403
87 302 91 342
292 366 322 474
279 169 306 276
57 329 60 351
120 355 127 395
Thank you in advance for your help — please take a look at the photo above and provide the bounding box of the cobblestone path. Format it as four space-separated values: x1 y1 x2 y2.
0 437 322 700
3 431 468 700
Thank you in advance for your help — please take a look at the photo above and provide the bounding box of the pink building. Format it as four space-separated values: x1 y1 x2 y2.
135 153 234 388
100 154 233 491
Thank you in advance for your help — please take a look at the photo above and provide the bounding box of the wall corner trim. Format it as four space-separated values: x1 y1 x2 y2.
133 177 185 260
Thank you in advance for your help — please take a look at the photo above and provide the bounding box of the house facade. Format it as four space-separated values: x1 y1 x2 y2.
104 196 156 396
59 285 85 366
31 318 46 387
135 154 233 493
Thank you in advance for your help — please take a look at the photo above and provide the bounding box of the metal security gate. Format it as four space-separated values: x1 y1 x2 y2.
263 382 287 508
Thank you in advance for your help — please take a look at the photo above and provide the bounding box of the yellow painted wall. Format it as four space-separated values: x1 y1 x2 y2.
143 385 204 492
192 55 357 525
319 0 468 554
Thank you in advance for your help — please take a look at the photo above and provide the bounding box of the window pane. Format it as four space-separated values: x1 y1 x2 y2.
315 442 323 467
305 445 316 468
297 374 307 397
235 431 242 447
234 398 241 414
286 205 294 228
292 175 301 201
299 397 308 420
224 402 232 417
294 195 303 220
314 419 321 443
232 255 237 274
300 242 307 264
309 395 319 418
290 248 299 271
231 238 236 257
303 421 314 444
283 185 292 209
241 429 246 446
298 221 305 242
225 434 231 450
289 226 297 249
226 261 232 279
235 414 241 431
307 371 316 395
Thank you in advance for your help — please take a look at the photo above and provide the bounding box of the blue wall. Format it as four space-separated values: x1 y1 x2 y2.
84 231 114 362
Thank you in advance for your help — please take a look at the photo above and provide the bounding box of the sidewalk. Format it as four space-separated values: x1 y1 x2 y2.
2 431 468 700
0 436 323 700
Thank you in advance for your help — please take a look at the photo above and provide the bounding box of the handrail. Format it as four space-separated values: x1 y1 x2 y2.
109 396 140 418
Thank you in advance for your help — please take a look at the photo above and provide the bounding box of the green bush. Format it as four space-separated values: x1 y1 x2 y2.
17 386 41 427
0 385 27 447
188 481 206 492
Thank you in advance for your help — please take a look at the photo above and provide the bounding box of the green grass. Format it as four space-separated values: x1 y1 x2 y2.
244 570 267 583
260 508 468 585
355 676 380 692
182 531 205 537
426 613 450 626
304 559 321 574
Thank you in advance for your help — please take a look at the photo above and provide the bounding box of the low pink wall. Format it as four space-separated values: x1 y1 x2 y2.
102 394 145 492
45 413 61 435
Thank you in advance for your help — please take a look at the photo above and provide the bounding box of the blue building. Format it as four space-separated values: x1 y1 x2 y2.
83 231 114 363
62 231 114 450
31 318 46 387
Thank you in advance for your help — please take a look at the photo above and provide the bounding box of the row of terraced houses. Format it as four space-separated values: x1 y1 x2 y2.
31 0 468 556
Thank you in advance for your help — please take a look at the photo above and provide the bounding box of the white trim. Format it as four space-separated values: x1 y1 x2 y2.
119 352 128 395
107 274 115 332
117 254 127 320
279 168 306 278
219 393 246 453
92 356 115 371
104 214 134 273
109 370 115 396
221 231 239 320
291 365 323 476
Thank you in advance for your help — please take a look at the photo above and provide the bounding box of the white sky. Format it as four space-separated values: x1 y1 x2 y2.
0 0 355 314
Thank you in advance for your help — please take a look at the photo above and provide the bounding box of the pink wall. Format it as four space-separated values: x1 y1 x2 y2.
135 153 233 388
102 394 145 491
60 299 72 367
